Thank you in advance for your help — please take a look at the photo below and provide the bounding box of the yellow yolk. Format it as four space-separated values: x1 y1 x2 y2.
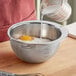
19 35 34 41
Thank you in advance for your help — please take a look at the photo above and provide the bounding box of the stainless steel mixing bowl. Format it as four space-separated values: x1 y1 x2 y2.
8 20 68 63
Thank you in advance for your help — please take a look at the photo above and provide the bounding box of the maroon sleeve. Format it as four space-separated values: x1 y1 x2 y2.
0 0 36 42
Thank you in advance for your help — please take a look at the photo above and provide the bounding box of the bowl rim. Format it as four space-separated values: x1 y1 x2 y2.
7 20 68 44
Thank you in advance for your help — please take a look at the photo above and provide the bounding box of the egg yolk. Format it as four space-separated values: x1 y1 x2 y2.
19 35 34 41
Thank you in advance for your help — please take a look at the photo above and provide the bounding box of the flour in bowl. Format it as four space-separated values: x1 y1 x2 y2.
18 35 50 43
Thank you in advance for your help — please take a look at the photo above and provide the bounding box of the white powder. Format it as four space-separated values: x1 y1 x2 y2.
18 37 51 43
29 37 50 42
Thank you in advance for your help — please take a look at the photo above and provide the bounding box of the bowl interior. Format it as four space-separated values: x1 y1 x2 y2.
9 22 61 41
